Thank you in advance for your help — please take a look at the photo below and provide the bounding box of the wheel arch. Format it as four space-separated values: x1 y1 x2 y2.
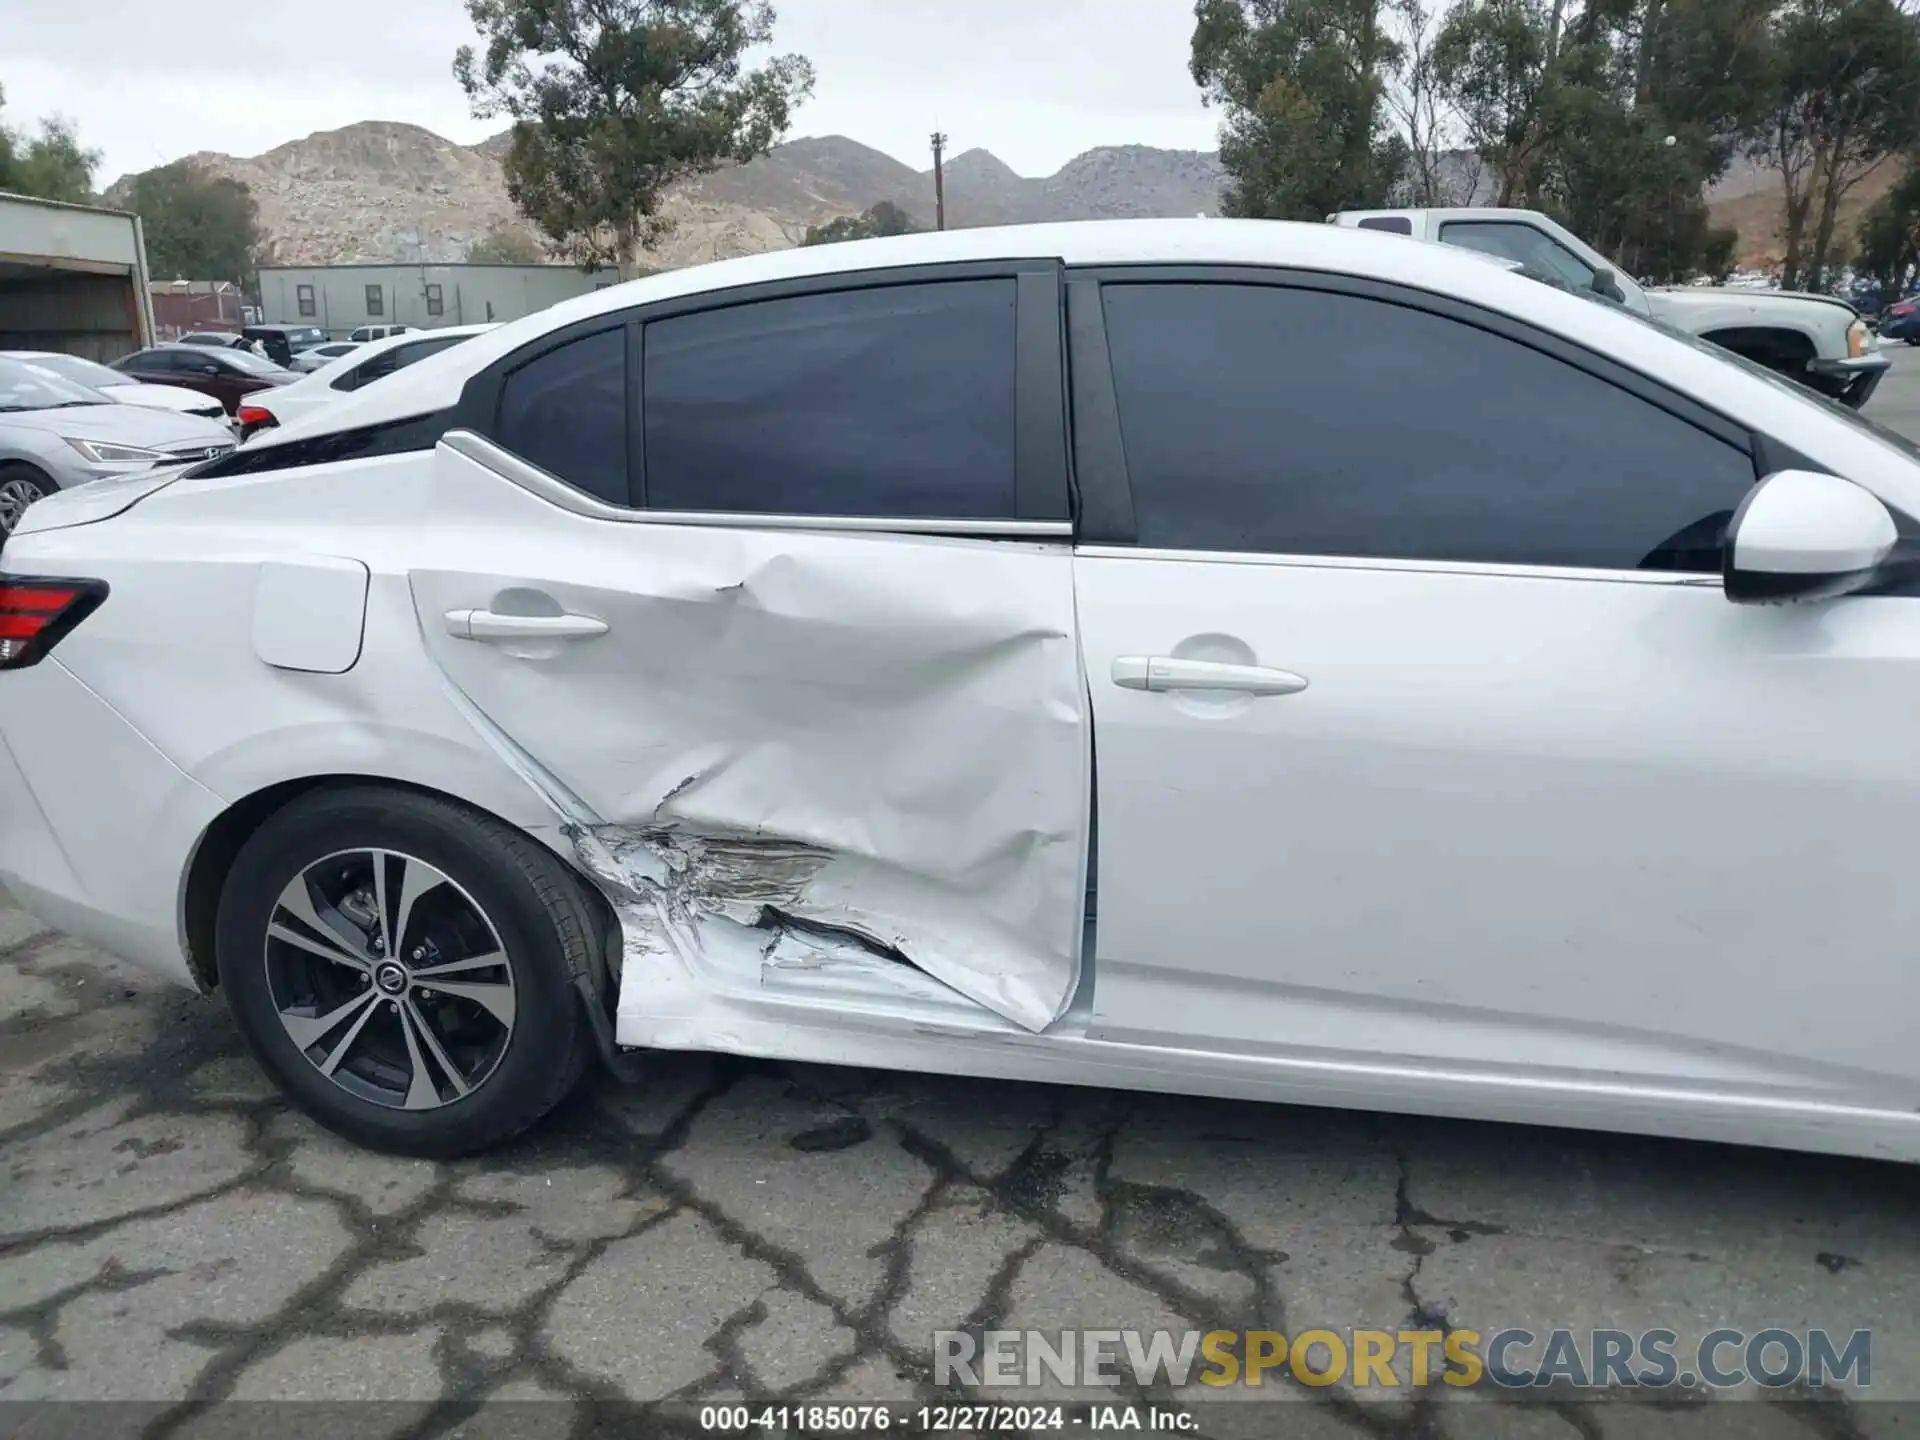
1699 325 1819 369
180 773 620 996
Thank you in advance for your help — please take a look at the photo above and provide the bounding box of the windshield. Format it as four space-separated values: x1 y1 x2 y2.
0 356 109 412
18 353 129 390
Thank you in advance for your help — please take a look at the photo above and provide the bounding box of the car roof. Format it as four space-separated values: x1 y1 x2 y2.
256 216 1909 490
336 323 492 359
274 323 500 393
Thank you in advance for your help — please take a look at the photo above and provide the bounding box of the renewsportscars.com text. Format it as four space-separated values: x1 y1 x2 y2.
934 1327 1872 1390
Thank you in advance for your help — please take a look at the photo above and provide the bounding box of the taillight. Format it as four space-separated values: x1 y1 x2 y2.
237 404 277 432
0 578 107 669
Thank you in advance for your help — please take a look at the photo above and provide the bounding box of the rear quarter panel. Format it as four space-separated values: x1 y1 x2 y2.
1 451 566 846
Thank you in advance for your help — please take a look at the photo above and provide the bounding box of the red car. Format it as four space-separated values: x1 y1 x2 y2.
110 345 296 416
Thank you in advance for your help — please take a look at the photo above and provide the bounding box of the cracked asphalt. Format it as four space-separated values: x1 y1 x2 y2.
4 353 1920 1434
10 895 1920 1437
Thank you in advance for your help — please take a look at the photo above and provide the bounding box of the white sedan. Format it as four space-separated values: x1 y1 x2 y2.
2 220 1917 1160
2 350 229 422
240 325 495 439
289 341 363 374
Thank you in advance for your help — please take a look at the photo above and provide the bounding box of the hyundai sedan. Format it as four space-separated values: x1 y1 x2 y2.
0 357 237 534
1 220 1917 1160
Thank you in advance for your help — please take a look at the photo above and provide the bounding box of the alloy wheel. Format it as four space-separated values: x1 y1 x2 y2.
0 476 46 536
263 848 517 1110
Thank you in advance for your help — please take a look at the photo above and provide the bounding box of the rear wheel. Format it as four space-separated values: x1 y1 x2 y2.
216 787 600 1156
0 464 50 537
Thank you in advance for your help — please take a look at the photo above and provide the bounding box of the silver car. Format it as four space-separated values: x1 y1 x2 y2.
289 341 363 374
0 357 236 535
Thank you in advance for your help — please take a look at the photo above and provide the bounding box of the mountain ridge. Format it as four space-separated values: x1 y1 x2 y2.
107 122 1227 271
106 118 1813 273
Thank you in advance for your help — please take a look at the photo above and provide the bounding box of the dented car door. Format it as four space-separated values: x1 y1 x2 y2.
409 263 1091 1036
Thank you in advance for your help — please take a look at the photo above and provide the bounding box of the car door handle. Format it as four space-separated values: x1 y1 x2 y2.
1111 655 1309 696
444 609 609 641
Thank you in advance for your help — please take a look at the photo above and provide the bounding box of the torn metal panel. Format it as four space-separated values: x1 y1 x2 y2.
409 497 1090 1034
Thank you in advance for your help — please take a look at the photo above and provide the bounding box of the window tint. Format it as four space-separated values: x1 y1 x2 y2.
346 334 467 390
1099 283 1755 572
643 279 1018 517
495 326 629 505
1439 221 1596 292
392 335 466 369
1358 216 1413 235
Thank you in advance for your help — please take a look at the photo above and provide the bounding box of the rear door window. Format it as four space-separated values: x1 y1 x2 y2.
641 279 1019 518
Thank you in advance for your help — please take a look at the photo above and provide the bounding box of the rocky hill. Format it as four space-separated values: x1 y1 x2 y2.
107 122 1227 271
106 117 1827 273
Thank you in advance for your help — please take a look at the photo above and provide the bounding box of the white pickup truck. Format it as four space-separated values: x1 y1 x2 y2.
1331 207 1889 409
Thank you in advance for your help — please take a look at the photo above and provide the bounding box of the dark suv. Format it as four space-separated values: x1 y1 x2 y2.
240 325 327 368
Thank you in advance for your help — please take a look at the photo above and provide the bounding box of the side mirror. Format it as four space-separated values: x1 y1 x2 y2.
1591 269 1626 304
1725 470 1897 605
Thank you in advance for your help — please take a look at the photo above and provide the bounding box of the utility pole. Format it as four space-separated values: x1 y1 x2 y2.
931 131 948 231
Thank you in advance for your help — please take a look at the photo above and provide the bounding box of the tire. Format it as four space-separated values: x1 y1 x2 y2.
0 463 51 538
216 786 600 1157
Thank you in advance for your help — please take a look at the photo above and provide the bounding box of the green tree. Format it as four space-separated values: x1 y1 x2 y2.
1853 156 1920 296
802 200 919 246
1433 0 1555 204
454 0 815 272
467 222 544 263
0 85 100 204
1428 0 1753 280
1748 0 1920 289
1192 0 1409 220
123 161 264 282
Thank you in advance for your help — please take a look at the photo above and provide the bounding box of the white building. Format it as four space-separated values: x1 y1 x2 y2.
257 262 626 338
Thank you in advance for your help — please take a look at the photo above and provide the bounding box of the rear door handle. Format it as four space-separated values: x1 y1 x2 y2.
1111 655 1309 696
444 609 609 641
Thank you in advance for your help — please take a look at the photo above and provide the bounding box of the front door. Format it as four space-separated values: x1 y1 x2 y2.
408 270 1091 1035
1072 274 1920 1102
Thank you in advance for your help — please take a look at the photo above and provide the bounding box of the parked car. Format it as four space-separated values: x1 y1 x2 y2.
238 325 495 439
0 356 234 534
0 350 228 421
1332 207 1889 407
9 219 1920 1161
1879 297 1920 345
289 341 363 374
111 344 296 416
236 324 328 368
348 324 418 344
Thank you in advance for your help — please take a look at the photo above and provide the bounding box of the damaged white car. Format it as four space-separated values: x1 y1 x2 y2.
4 219 1920 1160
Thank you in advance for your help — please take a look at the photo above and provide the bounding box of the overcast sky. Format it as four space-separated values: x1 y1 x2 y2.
1 0 1223 187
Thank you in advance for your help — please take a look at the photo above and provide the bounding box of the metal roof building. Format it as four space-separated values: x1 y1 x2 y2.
0 193 156 360
256 262 622 339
